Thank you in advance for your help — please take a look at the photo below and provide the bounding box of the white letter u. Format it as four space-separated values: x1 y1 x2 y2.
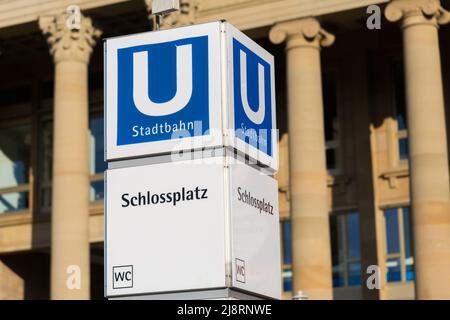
133 44 193 116
240 50 265 125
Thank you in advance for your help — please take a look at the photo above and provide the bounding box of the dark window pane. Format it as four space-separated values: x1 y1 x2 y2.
282 220 292 265
385 208 400 254
403 207 413 258
397 115 407 131
393 60 407 130
90 180 104 202
89 116 106 201
326 148 336 170
331 212 361 287
323 71 338 142
0 85 32 108
330 215 339 267
387 258 402 282
399 137 408 160
330 214 344 287
347 213 360 259
403 207 415 281
348 262 362 286
89 70 104 92
38 120 53 213
89 116 106 174
332 264 345 288
40 80 54 100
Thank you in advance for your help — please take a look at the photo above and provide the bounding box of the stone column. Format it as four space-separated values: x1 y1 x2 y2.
270 18 335 300
385 0 450 299
39 11 101 300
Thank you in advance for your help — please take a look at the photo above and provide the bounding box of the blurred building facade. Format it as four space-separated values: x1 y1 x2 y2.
0 0 449 300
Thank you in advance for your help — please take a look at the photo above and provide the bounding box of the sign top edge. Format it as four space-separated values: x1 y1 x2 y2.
103 20 226 42
224 22 275 61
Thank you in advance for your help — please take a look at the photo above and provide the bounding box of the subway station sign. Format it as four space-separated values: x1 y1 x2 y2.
105 157 281 299
105 21 278 171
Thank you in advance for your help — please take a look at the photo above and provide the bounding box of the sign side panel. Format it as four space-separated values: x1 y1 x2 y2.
225 23 279 172
230 163 282 299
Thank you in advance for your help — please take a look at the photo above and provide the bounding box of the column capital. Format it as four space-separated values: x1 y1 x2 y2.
269 18 335 50
385 0 450 28
39 10 102 64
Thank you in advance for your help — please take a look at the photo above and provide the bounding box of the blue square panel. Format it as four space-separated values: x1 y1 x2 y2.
233 38 273 157
117 36 209 146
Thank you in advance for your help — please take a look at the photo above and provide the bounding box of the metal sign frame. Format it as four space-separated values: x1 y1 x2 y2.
104 22 223 161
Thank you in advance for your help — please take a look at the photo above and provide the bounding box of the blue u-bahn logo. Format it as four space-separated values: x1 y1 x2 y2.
233 38 273 156
116 36 209 146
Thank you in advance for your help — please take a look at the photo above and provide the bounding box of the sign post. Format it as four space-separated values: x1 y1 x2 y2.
151 0 180 30
104 18 281 299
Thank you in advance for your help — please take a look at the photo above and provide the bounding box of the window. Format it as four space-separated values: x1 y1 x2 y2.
0 123 31 214
89 70 104 92
280 219 292 293
89 115 106 201
37 114 106 206
323 71 340 174
393 61 408 161
384 206 414 282
39 80 54 111
330 211 361 287
0 85 32 109
38 118 53 214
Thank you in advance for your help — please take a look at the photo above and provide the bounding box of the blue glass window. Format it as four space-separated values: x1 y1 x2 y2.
347 213 361 259
330 212 361 287
332 264 345 288
282 269 292 292
385 208 400 254
348 262 362 286
402 207 415 281
384 207 414 282
396 114 407 131
282 220 292 265
281 220 293 294
347 212 361 286
387 258 402 282
399 137 408 160
403 207 412 259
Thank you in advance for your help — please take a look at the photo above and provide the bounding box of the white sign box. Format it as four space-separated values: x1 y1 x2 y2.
229 163 281 297
105 157 281 299
105 21 278 171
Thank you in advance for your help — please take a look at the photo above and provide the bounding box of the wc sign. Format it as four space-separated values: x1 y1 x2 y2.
105 21 277 170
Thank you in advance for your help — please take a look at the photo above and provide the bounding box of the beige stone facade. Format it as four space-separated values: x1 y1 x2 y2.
0 0 449 300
